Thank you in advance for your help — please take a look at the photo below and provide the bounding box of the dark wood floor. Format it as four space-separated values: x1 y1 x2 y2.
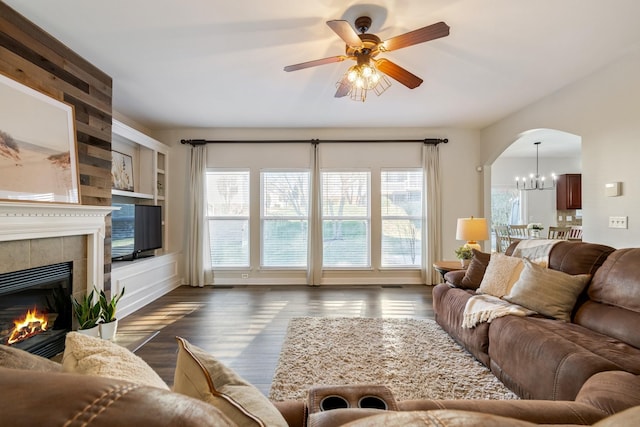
117 285 435 395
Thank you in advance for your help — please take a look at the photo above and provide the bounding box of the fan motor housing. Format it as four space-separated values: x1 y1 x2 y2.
345 33 382 57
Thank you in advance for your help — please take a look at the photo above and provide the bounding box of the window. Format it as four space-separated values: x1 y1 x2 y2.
381 170 423 267
206 170 250 267
321 171 370 267
261 171 310 267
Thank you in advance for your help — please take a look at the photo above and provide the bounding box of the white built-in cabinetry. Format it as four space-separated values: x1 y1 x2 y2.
111 119 181 319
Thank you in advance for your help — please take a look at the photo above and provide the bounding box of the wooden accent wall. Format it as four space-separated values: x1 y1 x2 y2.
0 2 114 287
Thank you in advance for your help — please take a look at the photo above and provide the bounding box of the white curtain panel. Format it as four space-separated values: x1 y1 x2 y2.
186 144 211 287
422 144 443 285
307 143 322 286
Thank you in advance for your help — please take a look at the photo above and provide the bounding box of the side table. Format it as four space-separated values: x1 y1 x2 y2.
433 260 466 281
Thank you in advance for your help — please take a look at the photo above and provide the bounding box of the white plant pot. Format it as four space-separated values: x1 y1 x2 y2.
99 320 118 340
77 325 100 338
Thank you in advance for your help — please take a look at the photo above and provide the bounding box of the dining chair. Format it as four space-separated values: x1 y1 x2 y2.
494 225 511 252
568 225 583 241
509 225 529 239
548 226 571 240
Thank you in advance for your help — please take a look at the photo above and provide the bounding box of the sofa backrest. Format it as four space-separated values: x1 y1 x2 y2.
505 241 615 276
574 248 640 349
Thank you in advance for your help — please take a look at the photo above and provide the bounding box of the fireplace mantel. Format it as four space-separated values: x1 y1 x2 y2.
0 202 114 294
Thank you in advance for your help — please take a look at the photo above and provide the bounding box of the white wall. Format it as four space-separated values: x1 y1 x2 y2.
153 127 483 282
481 47 640 248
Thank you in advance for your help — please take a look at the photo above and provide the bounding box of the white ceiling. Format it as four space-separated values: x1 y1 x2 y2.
5 0 640 133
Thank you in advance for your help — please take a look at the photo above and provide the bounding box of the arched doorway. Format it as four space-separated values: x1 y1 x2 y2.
489 129 581 251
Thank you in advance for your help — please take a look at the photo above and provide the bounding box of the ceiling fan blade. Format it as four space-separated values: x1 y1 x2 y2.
284 56 347 72
382 21 450 52
326 20 364 48
335 75 351 98
375 58 423 89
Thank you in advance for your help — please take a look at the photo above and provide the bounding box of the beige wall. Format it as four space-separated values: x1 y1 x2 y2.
480 47 640 248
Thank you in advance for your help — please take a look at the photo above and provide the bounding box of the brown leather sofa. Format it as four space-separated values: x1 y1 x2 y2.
434 241 640 401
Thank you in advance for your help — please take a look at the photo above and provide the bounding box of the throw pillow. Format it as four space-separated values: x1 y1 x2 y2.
460 249 492 289
504 258 591 322
173 336 288 427
62 331 169 390
477 253 524 297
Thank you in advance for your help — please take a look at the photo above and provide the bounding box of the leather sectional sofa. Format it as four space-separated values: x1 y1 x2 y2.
434 241 640 401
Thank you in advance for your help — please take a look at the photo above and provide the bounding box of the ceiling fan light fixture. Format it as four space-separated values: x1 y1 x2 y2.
339 63 391 102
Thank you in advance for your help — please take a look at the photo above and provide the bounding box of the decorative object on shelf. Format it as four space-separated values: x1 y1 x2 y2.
527 223 544 238
515 142 557 191
111 151 134 191
456 217 489 251
70 290 101 337
454 246 473 267
0 73 80 204
98 287 125 340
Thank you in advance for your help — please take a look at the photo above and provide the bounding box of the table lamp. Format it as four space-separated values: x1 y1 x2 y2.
456 217 489 251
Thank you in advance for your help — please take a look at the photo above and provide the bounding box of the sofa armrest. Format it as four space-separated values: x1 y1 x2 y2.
576 371 640 415
273 399 307 427
443 270 466 287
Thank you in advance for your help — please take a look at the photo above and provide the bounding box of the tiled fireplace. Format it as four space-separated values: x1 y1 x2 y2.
0 202 112 354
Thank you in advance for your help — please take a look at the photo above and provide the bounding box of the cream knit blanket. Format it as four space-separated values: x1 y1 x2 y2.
462 294 536 329
511 238 560 267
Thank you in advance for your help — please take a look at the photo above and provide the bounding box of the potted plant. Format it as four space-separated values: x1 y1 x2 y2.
454 245 473 267
98 287 125 340
70 290 101 337
527 223 544 238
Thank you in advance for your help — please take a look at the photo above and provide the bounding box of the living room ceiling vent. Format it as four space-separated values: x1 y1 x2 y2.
515 142 557 191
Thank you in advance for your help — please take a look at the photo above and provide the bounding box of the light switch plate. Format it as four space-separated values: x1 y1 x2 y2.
609 216 628 229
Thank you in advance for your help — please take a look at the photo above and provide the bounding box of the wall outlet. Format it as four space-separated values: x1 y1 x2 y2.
608 216 628 229
566 215 572 221
241 273 249 279
558 215 563 221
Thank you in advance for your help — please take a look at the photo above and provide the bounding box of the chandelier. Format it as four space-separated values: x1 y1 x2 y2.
337 54 391 102
515 142 556 191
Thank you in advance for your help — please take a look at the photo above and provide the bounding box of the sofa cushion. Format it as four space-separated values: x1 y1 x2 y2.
547 241 615 276
504 258 591 322
173 336 288 427
477 253 523 297
0 342 62 372
488 315 621 400
588 248 640 313
459 250 491 289
62 331 169 390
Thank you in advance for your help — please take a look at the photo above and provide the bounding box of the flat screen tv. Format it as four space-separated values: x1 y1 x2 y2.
112 203 162 261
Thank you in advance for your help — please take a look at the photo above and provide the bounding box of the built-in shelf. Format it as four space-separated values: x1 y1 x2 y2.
112 189 154 199
111 119 170 257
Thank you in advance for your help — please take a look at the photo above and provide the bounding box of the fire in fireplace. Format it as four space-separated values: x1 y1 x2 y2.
0 262 73 358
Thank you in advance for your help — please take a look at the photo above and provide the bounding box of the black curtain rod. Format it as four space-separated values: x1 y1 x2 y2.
180 138 448 146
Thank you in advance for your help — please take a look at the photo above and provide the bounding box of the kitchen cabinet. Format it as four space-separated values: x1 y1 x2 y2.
556 174 582 210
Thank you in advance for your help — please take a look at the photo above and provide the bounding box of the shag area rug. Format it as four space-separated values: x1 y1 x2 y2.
268 317 519 402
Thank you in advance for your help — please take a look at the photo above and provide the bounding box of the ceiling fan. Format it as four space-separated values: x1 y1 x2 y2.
284 16 450 101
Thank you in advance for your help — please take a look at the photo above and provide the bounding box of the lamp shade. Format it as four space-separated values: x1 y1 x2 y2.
456 217 489 242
